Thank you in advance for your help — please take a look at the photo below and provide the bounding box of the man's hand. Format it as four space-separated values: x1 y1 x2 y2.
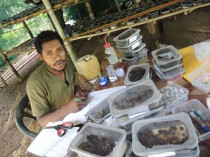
67 96 88 113
75 90 88 97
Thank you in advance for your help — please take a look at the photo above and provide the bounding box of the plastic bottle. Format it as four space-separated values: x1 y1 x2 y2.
104 35 118 65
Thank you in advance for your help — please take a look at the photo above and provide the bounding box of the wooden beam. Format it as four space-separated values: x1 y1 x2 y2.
147 22 160 49
70 0 182 38
0 49 23 83
0 0 89 29
67 2 210 41
22 21 34 38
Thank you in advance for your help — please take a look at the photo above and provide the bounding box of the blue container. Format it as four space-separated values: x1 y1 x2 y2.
99 77 109 87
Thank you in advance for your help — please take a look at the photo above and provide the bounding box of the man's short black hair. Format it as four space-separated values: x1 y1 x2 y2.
34 30 64 54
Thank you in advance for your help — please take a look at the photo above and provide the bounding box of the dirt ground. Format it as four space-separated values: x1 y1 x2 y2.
0 7 210 157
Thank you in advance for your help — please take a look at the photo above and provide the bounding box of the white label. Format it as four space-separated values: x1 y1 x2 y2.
131 41 140 50
128 35 137 44
128 106 150 119
148 152 176 157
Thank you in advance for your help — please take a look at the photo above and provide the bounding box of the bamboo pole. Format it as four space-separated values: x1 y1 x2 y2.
42 0 77 64
115 0 121 12
22 21 34 38
0 75 7 87
0 49 23 83
85 1 95 20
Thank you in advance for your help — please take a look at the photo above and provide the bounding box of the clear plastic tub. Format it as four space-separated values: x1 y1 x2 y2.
159 83 189 114
86 98 110 124
132 113 198 156
122 43 146 58
108 79 161 118
69 122 127 157
152 45 182 69
124 141 140 157
172 99 210 142
117 105 164 127
124 63 150 86
154 60 183 76
113 29 140 47
154 64 184 80
116 36 143 54
191 73 210 93
122 48 148 65
152 59 183 73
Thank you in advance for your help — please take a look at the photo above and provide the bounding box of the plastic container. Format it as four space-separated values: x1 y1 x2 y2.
69 122 127 157
154 64 184 80
160 7 171 15
171 3 182 11
132 113 198 156
116 36 143 54
122 43 146 58
75 55 101 81
117 105 164 127
122 48 148 65
191 73 210 93
113 29 140 47
159 83 189 114
87 98 110 123
108 79 161 118
124 63 150 86
152 59 183 73
152 45 182 69
124 141 140 157
172 99 210 142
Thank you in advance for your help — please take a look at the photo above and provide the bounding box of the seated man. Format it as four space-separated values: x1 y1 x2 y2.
26 30 87 128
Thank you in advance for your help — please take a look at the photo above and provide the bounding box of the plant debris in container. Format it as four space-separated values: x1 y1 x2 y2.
78 134 115 156
92 106 110 119
128 67 146 82
114 88 153 110
137 122 188 148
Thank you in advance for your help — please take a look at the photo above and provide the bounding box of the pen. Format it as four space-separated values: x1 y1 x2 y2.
193 110 210 129
189 112 210 133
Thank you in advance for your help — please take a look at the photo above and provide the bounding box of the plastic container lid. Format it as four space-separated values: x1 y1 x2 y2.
172 99 210 142
152 59 183 73
116 36 143 53
87 98 111 123
132 112 198 156
113 28 141 47
152 45 182 69
69 122 127 157
108 79 161 118
124 63 150 86
154 63 185 80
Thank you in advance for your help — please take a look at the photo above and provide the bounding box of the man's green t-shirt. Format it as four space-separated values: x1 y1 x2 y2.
26 57 75 117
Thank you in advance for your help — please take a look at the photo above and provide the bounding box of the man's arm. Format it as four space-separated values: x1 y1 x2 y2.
37 96 87 128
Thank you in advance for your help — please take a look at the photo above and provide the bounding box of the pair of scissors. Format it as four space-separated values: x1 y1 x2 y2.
44 122 73 137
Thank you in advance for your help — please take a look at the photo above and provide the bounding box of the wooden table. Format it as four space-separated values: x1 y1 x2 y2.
93 55 210 150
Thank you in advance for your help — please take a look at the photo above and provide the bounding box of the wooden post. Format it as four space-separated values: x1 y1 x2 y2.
85 1 95 20
0 49 23 83
42 0 77 64
147 22 160 50
22 21 34 38
0 75 7 87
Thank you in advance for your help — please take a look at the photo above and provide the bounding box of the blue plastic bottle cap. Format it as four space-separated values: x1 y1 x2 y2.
99 77 109 87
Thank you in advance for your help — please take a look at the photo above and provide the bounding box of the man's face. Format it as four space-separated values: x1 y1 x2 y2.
39 39 66 73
